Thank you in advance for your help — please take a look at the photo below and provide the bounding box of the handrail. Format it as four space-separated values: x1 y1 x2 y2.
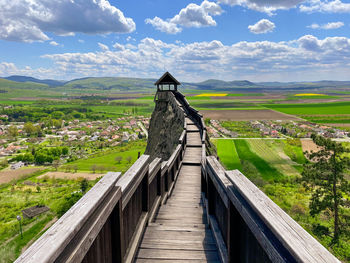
15 172 122 263
202 155 341 263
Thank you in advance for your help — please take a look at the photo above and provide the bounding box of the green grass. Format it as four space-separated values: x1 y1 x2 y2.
263 101 350 115
283 139 308 165
0 169 94 262
287 95 339 100
214 139 242 170
233 140 284 181
248 140 299 176
302 115 350 124
63 140 147 173
187 99 266 110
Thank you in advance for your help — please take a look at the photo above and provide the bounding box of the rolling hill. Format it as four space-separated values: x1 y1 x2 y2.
4 75 64 87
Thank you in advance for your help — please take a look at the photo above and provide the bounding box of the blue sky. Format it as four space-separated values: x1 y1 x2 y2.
1 0 350 82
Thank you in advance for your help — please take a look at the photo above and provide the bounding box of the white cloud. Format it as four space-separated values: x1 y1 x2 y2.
113 43 125 51
49 41 59 46
300 0 350 13
145 1 222 34
98 43 109 51
248 19 275 34
78 39 85 43
39 35 350 81
307 21 344 29
145 17 182 34
0 0 135 42
218 0 303 15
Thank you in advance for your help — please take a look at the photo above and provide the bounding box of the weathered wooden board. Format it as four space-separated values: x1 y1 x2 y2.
183 147 202 164
226 170 341 263
15 172 122 263
187 132 202 147
137 249 219 261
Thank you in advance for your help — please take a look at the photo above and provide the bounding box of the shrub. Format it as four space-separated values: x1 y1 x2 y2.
290 203 306 216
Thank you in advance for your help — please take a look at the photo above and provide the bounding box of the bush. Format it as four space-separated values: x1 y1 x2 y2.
56 193 82 217
290 203 306 216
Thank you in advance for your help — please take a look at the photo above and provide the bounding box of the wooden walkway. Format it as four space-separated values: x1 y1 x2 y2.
135 124 220 262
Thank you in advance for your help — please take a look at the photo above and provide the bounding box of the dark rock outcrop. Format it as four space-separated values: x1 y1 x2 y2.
145 92 184 160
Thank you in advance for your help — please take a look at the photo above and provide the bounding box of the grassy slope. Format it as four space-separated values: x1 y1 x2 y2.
233 139 284 181
248 139 299 176
215 139 242 170
63 141 146 173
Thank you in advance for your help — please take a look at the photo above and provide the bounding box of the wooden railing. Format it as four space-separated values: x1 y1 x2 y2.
15 127 187 263
16 90 340 263
173 90 340 263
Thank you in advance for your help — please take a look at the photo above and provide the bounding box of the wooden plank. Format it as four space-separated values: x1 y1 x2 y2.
117 155 149 210
206 156 230 208
183 147 202 164
187 133 202 147
149 158 161 183
135 259 220 263
225 170 341 263
136 248 219 261
178 130 186 144
187 125 200 132
185 117 195 125
147 224 207 231
209 215 228 263
56 187 122 263
15 172 122 263
167 145 181 169
139 241 217 251
123 212 148 263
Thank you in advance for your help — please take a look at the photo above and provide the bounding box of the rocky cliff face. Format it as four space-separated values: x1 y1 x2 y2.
145 92 184 160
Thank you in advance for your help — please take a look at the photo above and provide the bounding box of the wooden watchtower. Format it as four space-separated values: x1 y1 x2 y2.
155 72 180 92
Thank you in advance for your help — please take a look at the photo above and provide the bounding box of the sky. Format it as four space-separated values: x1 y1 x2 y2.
1 0 350 82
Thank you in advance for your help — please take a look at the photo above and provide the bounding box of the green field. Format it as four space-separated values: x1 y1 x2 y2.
62 140 147 173
187 99 266 110
248 140 299 176
264 101 350 115
214 139 295 181
214 139 242 170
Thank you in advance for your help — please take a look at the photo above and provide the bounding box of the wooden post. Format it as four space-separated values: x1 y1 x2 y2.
112 199 124 262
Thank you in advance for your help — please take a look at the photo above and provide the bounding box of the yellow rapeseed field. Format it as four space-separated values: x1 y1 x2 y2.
196 93 228 97
294 93 325 96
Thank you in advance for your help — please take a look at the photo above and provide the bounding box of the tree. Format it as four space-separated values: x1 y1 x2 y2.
24 122 36 136
115 156 122 164
91 164 97 174
80 179 89 193
8 125 18 138
73 165 78 173
302 134 350 242
52 159 60 171
126 156 132 163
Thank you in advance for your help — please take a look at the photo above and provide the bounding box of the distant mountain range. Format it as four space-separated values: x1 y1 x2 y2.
4 75 65 87
1 75 350 91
